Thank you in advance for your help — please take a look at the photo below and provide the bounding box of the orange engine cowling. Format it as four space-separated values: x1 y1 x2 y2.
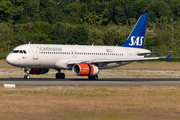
72 64 99 76
29 68 49 74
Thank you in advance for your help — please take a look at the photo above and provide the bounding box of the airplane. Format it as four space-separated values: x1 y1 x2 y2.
6 14 169 80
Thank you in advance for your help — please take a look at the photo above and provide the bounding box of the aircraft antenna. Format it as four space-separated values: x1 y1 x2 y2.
28 41 31 44
92 43 94 46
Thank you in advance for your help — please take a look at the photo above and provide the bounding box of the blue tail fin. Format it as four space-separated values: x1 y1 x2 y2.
121 14 149 48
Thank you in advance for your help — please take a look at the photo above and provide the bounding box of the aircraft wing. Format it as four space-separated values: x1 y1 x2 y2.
67 56 159 65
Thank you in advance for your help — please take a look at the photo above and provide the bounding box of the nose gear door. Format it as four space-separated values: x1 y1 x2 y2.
31 47 38 59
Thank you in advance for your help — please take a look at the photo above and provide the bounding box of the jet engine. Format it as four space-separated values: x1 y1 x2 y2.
72 64 99 76
27 68 49 74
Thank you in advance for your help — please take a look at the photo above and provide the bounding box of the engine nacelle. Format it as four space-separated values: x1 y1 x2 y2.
28 68 49 74
72 64 99 76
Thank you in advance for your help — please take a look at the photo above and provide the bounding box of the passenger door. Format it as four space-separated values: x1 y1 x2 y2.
31 47 38 59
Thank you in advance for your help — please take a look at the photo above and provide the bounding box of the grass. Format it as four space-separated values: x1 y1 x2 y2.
1 60 180 119
0 60 180 120
0 86 180 120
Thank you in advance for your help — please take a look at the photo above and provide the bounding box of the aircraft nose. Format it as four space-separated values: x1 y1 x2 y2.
6 54 14 65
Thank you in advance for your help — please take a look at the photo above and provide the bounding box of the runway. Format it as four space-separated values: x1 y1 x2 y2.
0 78 180 86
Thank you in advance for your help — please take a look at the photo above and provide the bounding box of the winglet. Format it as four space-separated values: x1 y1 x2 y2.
121 14 149 48
167 55 171 61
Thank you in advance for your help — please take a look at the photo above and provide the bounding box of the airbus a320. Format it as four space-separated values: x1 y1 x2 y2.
6 14 167 80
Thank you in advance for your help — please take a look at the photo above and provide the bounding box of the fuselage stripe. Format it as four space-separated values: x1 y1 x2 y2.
89 64 94 76
87 64 91 76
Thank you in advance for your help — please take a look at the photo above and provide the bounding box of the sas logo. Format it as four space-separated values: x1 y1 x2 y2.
22 57 27 59
106 49 115 53
129 36 144 46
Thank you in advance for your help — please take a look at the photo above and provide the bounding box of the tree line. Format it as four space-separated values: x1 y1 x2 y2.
0 0 180 56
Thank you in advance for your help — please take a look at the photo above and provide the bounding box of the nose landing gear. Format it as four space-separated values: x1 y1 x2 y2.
24 68 30 79
24 75 30 79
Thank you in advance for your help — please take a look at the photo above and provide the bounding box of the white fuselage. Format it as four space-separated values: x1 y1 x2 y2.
6 44 150 70
5 14 155 80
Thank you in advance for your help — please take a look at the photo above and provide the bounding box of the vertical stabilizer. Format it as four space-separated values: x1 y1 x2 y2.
121 14 149 48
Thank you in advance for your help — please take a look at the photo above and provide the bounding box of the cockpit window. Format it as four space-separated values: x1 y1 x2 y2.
13 50 19 53
19 50 23 53
11 50 27 54
23 50 27 54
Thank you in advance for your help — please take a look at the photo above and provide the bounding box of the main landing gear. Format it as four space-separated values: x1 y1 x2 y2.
24 68 30 79
56 70 65 79
88 75 98 80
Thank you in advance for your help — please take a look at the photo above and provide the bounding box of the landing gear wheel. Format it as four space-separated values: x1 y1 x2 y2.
24 75 27 79
94 75 98 80
56 73 59 79
88 76 93 80
56 73 65 79
60 73 65 79
24 75 30 79
88 75 98 80
27 75 30 79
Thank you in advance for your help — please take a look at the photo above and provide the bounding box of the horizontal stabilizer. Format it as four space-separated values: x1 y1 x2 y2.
138 51 174 56
160 55 172 61
167 55 171 61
